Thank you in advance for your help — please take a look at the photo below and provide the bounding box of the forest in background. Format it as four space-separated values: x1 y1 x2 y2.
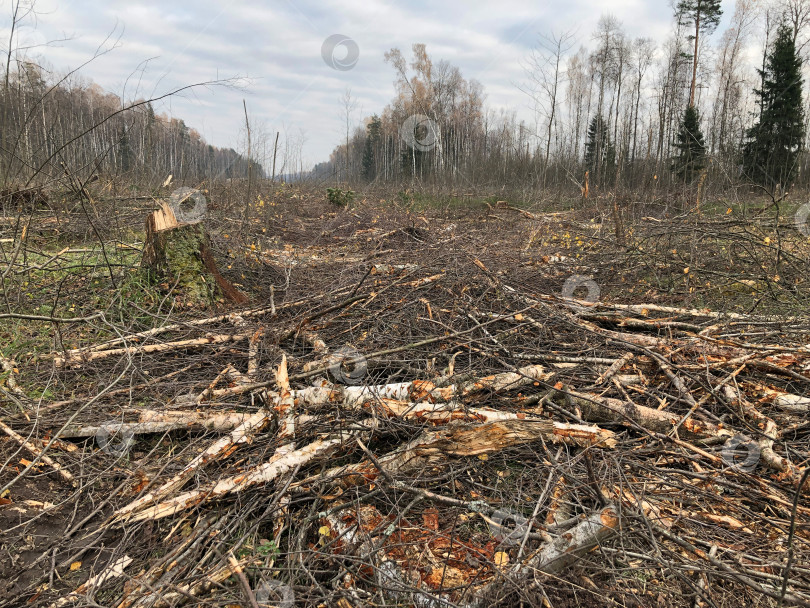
5 0 810 204
318 0 810 200
3 0 810 606
0 31 262 192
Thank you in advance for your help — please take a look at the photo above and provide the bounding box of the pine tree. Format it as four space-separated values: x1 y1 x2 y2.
675 0 723 107
672 105 706 181
743 24 805 189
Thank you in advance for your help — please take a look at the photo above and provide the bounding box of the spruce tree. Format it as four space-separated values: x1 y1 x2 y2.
362 115 381 181
118 126 133 173
672 105 706 181
743 24 805 189
584 114 609 175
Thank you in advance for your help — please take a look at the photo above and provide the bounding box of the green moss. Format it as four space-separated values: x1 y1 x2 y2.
162 224 216 307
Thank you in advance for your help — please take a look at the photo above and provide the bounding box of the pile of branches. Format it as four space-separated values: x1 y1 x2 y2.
2 228 810 608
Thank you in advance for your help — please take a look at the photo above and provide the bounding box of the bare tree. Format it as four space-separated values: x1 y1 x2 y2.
631 38 655 165
590 16 624 185
565 47 591 164
520 29 577 187
710 0 757 156
611 32 631 184
781 0 810 54
341 88 357 183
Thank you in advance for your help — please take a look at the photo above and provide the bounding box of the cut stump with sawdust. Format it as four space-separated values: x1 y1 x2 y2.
141 200 246 307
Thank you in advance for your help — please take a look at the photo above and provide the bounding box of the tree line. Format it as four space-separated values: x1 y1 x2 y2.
319 0 809 197
0 63 260 190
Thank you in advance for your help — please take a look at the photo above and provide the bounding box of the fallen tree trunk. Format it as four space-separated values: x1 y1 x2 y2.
116 416 614 522
285 364 556 408
519 504 619 575
54 332 252 368
562 388 729 440
0 418 75 485
56 410 257 438
120 432 358 522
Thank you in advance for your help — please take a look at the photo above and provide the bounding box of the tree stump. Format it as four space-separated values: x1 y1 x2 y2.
141 195 247 307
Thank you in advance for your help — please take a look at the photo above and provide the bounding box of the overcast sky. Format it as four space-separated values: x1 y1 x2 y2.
8 0 736 169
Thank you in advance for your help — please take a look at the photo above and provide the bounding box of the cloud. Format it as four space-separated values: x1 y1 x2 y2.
5 0 708 168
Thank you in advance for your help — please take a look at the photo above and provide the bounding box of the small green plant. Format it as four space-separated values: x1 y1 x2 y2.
236 538 279 560
257 539 279 557
326 187 355 207
396 190 414 206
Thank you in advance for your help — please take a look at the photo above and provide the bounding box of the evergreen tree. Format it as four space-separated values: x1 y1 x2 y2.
401 147 428 177
144 102 156 165
672 105 707 181
743 24 805 189
118 126 133 173
675 0 723 107
584 114 610 175
362 115 381 181
173 119 190 177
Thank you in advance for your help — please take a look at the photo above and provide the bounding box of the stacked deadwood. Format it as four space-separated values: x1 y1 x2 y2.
2 260 810 608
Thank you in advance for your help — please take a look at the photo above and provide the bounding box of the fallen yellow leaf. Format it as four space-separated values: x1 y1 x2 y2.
494 551 509 567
